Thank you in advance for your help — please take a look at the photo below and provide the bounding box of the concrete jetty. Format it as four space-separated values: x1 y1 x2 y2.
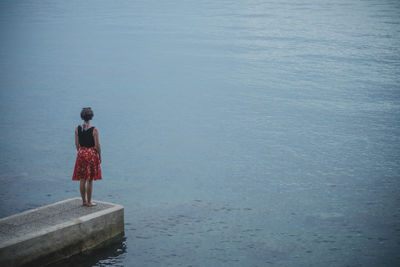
0 198 124 267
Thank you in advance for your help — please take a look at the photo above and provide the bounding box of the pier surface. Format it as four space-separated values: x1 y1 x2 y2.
0 198 124 266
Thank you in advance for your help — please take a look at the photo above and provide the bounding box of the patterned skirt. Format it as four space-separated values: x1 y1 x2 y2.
72 147 102 181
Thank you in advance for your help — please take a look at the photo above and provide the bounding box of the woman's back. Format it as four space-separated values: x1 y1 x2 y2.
77 125 95 147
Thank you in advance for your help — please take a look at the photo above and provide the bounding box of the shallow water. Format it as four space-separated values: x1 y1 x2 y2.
1 0 400 266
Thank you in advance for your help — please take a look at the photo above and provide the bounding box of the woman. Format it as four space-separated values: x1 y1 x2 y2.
72 107 102 207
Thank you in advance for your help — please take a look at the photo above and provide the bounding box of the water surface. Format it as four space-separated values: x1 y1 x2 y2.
1 0 400 266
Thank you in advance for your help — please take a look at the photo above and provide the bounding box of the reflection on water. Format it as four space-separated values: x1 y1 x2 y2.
50 236 126 267
0 0 400 266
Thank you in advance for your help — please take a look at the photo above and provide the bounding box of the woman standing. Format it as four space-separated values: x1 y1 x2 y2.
72 107 102 207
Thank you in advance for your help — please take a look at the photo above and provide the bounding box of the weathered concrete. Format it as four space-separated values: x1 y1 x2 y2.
0 198 124 267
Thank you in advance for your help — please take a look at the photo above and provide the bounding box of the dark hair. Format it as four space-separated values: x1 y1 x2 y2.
80 107 94 121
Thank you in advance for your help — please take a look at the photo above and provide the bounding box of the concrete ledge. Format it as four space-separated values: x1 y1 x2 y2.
0 198 124 267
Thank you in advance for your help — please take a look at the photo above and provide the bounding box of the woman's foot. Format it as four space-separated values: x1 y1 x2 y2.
86 202 97 207
82 201 87 206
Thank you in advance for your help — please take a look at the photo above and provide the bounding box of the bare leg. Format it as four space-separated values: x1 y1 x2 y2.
86 180 96 206
80 179 87 205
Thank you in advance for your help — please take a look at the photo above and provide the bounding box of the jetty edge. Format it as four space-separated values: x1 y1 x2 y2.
0 197 124 266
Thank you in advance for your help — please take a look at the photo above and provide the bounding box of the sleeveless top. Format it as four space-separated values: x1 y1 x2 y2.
78 125 95 147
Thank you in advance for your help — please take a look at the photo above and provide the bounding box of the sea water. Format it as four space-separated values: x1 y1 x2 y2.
0 0 399 266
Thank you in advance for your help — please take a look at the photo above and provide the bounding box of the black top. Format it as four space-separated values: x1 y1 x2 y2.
78 125 95 147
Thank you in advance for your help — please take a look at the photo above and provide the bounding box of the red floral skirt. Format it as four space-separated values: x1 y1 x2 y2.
72 147 102 181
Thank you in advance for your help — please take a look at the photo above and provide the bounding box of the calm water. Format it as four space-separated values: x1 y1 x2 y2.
1 0 400 266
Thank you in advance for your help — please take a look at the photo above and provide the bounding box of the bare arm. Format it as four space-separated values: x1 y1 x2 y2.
93 128 101 163
75 127 80 151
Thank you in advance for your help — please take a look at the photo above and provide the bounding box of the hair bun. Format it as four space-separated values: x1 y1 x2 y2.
81 107 94 121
